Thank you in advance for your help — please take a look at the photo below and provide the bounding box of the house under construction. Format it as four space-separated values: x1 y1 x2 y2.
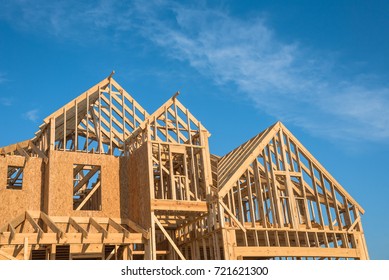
0 73 369 260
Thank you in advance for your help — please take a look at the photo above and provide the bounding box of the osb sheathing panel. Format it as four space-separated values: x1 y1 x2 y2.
127 144 151 230
0 156 43 225
45 150 121 218
119 156 130 220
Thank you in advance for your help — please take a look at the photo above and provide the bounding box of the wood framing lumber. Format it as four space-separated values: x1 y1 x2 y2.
347 216 361 233
43 77 109 124
0 250 17 260
8 223 16 241
153 215 186 260
0 139 30 155
151 199 208 212
0 75 368 261
23 238 28 260
89 217 108 238
29 141 48 159
219 200 246 233
218 122 279 197
279 123 364 213
75 181 101 210
26 211 44 238
40 212 65 239
0 213 26 233
69 217 88 238
0 232 143 246
73 165 100 193
234 246 360 259
108 218 130 238
123 219 149 240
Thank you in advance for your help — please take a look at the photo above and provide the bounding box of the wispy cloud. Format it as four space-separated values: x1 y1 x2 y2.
133 3 389 142
0 98 12 106
23 109 39 122
1 0 388 142
0 0 135 43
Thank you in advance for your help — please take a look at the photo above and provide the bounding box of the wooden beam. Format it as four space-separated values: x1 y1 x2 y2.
234 246 360 259
40 212 65 239
218 122 280 197
0 139 31 155
0 249 17 260
89 217 108 238
29 141 48 159
0 213 26 233
8 223 16 241
75 181 101 210
219 200 246 233
123 219 149 240
347 216 361 233
69 217 88 238
49 117 55 150
0 232 143 245
26 211 43 238
16 144 30 159
73 166 100 194
151 199 207 212
153 215 186 260
280 122 364 214
108 218 130 238
23 237 29 260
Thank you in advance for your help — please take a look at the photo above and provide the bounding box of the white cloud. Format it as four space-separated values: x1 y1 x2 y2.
0 0 134 42
132 3 389 142
23 109 39 122
1 0 388 142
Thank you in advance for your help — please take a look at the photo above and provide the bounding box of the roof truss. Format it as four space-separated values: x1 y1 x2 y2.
125 93 208 152
0 74 148 156
217 121 364 234
0 211 147 246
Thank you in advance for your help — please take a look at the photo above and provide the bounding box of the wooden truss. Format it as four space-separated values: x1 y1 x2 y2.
0 211 147 260
0 73 368 260
214 122 368 259
1 74 147 158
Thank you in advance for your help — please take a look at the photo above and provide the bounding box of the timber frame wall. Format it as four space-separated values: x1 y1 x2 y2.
0 73 369 260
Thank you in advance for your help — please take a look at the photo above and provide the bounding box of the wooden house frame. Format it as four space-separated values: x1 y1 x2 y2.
0 73 368 260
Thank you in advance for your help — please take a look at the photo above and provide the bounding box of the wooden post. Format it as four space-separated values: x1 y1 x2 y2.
63 108 67 151
23 237 29 260
98 86 103 154
86 90 89 152
50 244 56 260
49 117 55 151
279 129 298 228
109 82 113 155
75 99 78 151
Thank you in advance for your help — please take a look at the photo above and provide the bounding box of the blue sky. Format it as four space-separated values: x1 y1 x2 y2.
0 0 388 259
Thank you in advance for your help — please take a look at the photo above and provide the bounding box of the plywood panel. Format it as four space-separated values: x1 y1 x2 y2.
45 151 121 218
0 156 43 226
127 144 151 230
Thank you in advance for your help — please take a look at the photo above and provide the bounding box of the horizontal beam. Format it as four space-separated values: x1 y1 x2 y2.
0 232 143 245
234 246 360 259
151 199 208 212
